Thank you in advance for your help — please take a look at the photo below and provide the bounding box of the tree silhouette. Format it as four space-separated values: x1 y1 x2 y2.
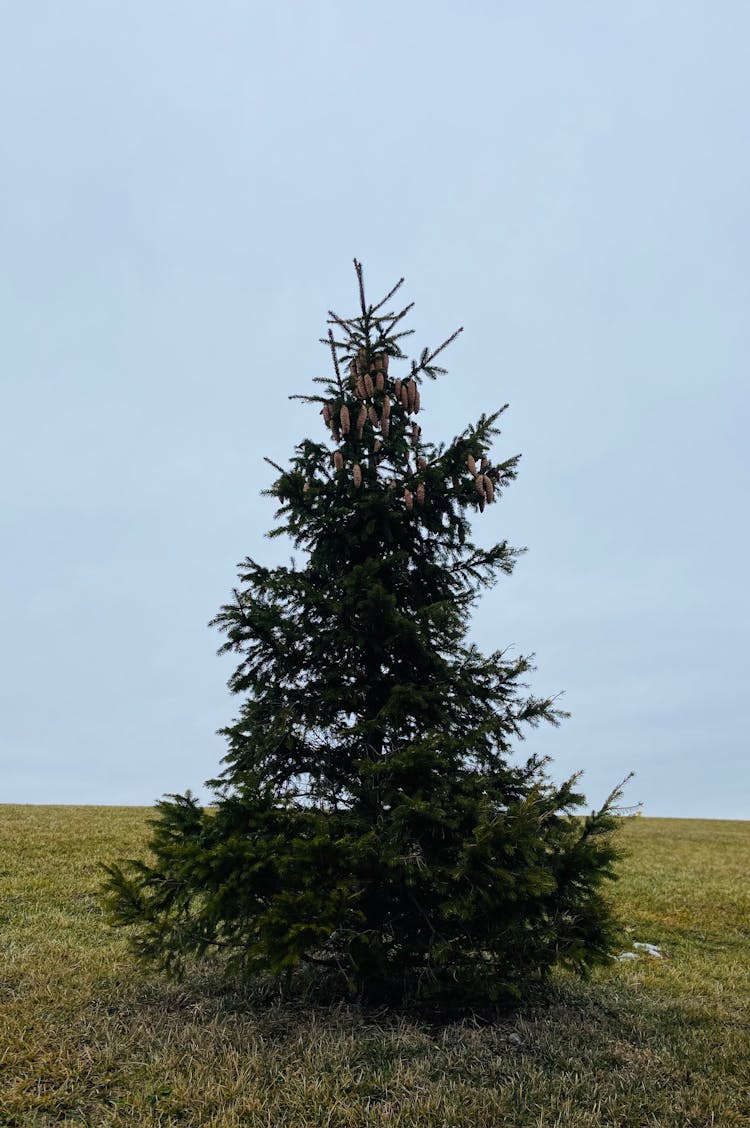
103 262 624 1009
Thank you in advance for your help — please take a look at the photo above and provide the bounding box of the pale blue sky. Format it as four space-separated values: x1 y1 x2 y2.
1 2 748 816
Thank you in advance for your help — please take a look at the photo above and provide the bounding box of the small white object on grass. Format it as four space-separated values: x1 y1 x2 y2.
615 941 663 961
633 942 662 957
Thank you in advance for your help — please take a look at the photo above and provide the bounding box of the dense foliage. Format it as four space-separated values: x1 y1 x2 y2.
103 263 624 1008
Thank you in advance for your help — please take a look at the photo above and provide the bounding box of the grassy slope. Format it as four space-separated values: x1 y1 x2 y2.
0 807 748 1127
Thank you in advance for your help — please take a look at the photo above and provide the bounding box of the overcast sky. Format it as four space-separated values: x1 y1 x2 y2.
1 2 748 817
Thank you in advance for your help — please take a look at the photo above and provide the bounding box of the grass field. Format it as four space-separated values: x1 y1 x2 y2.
0 808 748 1126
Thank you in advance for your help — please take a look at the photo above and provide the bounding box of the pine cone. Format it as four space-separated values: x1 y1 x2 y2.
333 450 344 471
340 404 350 435
404 488 413 511
353 463 362 488
394 377 402 400
332 424 341 443
413 385 421 413
322 403 331 426
467 454 477 476
412 423 421 444
364 373 374 397
417 456 427 472
382 354 389 373
375 371 384 392
416 482 425 506
368 405 379 427
356 376 367 399
381 416 390 439
381 395 391 420
407 381 416 412
474 475 485 497
374 439 382 453
400 385 410 411
356 404 367 437
479 496 486 513
483 475 495 503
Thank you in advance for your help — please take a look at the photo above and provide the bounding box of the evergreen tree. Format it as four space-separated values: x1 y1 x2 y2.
103 262 625 1009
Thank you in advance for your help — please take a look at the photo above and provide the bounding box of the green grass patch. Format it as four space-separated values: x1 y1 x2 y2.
1 807 748 1126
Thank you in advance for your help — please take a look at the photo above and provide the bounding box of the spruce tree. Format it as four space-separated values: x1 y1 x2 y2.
103 262 625 1009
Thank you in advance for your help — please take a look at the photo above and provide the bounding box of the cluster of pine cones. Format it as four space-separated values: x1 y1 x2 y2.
320 349 426 504
316 348 497 513
466 453 495 512
322 349 421 450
